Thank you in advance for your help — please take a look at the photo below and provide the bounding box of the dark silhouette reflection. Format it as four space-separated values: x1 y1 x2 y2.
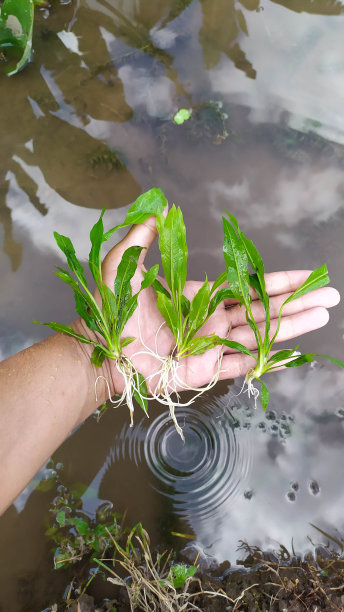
270 0 344 15
14 114 141 209
198 0 258 78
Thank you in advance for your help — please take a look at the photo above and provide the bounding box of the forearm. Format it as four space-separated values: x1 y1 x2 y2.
0 328 111 515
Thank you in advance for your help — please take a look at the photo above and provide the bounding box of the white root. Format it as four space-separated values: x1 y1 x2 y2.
94 356 148 426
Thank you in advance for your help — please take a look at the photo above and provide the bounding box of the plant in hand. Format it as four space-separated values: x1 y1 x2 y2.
134 205 252 439
222 212 344 409
35 206 161 424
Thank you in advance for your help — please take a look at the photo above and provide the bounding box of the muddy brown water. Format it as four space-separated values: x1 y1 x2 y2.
1 0 344 609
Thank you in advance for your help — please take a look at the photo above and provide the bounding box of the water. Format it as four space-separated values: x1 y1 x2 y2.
1 0 344 608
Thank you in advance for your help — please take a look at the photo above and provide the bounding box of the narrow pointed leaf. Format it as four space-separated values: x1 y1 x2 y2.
283 265 330 306
158 205 187 298
103 188 167 241
133 372 148 415
210 271 227 295
140 264 159 290
151 277 170 299
33 321 99 345
53 232 87 287
156 292 179 337
208 287 236 317
74 292 100 332
220 337 256 358
89 209 105 284
182 335 220 356
285 353 344 369
121 336 135 348
259 379 270 410
267 347 299 365
222 216 250 306
114 245 144 315
185 277 211 339
117 294 139 335
181 295 190 318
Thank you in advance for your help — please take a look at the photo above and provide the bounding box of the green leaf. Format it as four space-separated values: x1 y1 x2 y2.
185 277 211 340
182 335 220 357
158 205 188 298
222 216 251 307
181 295 190 318
267 348 299 365
170 563 197 588
133 371 149 415
259 379 270 410
33 321 99 345
210 271 227 295
151 277 171 299
1 0 34 76
156 291 179 336
103 188 167 241
55 267 80 292
173 108 191 125
283 265 330 306
68 517 89 537
285 353 344 369
74 292 100 332
56 510 66 527
121 336 135 348
91 346 108 367
140 264 159 290
208 287 236 318
53 232 87 288
114 245 144 316
117 294 139 336
89 208 105 285
220 337 256 359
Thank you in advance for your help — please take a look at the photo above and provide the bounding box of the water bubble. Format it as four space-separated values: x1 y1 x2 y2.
266 410 277 421
270 424 279 435
335 408 344 419
309 480 320 496
291 482 299 492
244 489 253 500
257 422 266 432
286 491 296 502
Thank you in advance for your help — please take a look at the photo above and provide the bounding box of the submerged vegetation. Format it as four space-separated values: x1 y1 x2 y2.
44 475 344 611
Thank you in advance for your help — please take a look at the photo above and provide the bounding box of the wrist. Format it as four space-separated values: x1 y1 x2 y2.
70 318 120 417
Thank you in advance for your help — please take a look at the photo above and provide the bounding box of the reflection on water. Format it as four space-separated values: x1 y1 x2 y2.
1 0 344 607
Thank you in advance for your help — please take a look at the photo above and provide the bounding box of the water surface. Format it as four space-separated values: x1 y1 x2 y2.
1 0 344 608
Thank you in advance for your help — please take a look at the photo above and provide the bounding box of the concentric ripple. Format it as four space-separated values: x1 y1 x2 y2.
109 394 252 522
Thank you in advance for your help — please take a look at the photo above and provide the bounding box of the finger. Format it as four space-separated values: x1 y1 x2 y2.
102 215 160 279
225 287 340 328
224 306 330 352
222 270 318 307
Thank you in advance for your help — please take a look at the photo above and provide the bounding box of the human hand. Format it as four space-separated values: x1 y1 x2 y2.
73 216 340 410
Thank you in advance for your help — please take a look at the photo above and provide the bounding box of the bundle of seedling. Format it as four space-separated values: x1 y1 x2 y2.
38 188 344 438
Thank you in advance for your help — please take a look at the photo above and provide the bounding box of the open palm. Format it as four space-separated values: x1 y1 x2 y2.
90 216 340 400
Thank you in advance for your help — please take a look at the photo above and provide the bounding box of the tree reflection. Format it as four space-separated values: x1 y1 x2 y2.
198 0 258 78
270 0 344 15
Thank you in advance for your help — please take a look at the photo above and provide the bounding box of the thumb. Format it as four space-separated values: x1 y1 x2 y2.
119 215 159 264
102 214 160 278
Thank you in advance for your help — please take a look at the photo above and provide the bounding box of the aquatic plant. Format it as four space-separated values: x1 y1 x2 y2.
0 0 35 75
222 212 344 409
35 203 162 424
136 204 250 439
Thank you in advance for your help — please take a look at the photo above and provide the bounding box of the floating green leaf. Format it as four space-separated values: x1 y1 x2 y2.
173 108 192 125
